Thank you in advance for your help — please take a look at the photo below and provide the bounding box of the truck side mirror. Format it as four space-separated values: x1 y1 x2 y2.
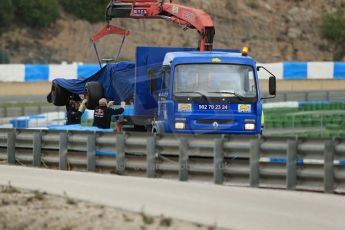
257 65 277 99
269 76 276 96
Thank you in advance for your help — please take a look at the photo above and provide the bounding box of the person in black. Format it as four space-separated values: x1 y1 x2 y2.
91 98 124 129
66 99 87 125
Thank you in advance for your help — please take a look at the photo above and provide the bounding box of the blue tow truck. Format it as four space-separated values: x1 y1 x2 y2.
49 46 276 134
48 0 276 134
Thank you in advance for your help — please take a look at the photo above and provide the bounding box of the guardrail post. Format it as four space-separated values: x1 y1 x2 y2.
7 130 16 165
32 132 42 167
146 136 156 178
324 140 335 193
59 132 68 170
305 92 309 101
250 138 260 187
326 91 330 101
286 139 298 190
116 133 126 175
179 138 189 182
87 133 96 172
214 138 224 185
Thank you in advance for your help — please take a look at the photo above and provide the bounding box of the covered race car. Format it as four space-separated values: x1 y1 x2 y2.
47 61 135 109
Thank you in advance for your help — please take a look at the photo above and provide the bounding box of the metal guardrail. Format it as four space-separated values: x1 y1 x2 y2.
267 90 345 103
0 106 61 118
0 90 344 118
0 128 344 194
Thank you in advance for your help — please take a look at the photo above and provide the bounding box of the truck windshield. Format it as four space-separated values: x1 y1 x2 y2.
173 64 257 99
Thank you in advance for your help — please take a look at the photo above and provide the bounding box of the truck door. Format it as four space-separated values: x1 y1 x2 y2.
158 65 170 121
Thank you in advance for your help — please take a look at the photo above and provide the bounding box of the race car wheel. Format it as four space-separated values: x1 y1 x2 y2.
51 83 69 106
84 82 104 110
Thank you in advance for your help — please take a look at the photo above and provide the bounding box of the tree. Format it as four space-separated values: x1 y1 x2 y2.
59 0 109 23
0 0 15 27
13 0 59 27
321 10 345 61
0 50 10 64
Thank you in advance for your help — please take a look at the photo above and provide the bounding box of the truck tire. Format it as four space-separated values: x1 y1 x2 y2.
51 83 69 106
84 82 104 110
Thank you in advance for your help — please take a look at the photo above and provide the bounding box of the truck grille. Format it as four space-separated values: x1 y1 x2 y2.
196 119 234 125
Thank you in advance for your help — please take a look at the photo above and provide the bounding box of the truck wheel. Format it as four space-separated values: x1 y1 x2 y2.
84 82 104 110
51 83 69 106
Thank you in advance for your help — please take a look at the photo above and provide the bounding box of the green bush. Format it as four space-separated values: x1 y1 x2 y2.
0 0 15 27
321 10 345 43
245 0 258 9
0 50 10 64
59 0 109 23
321 10 345 60
13 0 59 27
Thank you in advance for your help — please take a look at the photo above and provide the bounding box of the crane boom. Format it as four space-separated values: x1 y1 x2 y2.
104 0 215 51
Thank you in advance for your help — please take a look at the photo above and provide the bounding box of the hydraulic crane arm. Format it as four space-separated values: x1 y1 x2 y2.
104 0 215 51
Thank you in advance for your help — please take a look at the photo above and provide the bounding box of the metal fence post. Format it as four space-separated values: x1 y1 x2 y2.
32 132 42 167
59 132 68 170
7 130 16 165
146 136 156 178
214 138 224 185
324 140 335 193
250 138 260 187
326 91 330 101
179 138 189 182
116 133 126 175
286 139 298 190
87 133 96 172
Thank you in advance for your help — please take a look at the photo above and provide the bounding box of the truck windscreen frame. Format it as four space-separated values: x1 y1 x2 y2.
173 64 258 101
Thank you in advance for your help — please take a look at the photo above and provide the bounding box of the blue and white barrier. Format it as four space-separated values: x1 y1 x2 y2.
0 62 345 82
263 101 345 109
263 102 299 109
260 157 345 166
0 64 100 82
2 112 66 129
256 62 345 80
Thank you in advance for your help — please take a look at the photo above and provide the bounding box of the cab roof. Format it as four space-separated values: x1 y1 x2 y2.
163 51 256 66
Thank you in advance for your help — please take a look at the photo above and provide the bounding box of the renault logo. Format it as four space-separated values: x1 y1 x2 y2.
213 121 219 129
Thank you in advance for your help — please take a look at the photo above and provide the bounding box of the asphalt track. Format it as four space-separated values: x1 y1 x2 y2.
1 165 344 230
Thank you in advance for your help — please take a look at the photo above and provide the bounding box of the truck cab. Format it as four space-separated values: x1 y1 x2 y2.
151 50 276 134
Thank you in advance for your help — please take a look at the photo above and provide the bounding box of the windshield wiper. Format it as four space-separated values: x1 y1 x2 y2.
175 91 208 99
208 91 245 101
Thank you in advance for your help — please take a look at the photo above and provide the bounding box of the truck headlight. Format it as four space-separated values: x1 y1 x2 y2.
245 123 256 130
175 122 186 130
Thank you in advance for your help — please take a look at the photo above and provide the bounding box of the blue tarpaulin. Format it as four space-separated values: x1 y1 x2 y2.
53 61 135 103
